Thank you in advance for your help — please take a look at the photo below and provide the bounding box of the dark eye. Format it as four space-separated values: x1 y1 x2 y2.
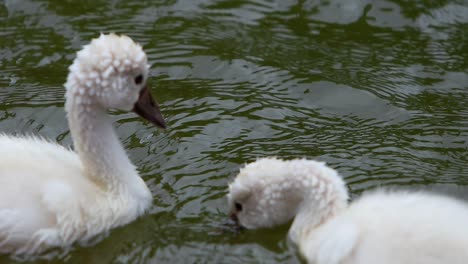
134 74 143 85
235 202 243 212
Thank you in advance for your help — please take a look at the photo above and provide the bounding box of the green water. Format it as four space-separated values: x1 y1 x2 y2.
0 0 467 263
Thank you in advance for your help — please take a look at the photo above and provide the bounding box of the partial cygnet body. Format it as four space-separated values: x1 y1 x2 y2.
228 157 468 264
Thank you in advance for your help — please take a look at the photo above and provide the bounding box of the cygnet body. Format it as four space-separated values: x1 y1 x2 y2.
0 34 166 256
227 157 468 264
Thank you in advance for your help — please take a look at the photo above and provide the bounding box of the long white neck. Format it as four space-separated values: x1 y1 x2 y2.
288 163 349 244
65 81 141 193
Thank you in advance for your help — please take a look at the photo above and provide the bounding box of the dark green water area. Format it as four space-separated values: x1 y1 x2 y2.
0 0 467 263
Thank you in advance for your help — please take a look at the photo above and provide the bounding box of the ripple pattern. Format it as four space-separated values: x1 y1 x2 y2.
0 0 467 263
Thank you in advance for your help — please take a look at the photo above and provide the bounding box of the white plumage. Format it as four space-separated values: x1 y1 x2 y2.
0 34 166 257
227 157 468 264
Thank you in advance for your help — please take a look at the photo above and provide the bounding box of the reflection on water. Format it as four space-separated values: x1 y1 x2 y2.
1 0 467 262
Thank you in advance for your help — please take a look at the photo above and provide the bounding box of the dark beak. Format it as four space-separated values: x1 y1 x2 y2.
229 212 239 224
225 212 244 231
133 85 166 129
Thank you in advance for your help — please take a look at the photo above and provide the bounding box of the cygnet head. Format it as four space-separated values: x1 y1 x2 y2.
65 33 166 128
227 157 348 229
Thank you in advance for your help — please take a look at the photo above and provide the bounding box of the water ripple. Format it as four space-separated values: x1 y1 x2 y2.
0 0 467 263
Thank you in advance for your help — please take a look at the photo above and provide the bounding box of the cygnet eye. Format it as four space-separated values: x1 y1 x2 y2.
235 202 243 212
134 74 143 85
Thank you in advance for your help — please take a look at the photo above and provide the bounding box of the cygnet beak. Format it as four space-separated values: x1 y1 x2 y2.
229 212 240 225
133 85 166 129
225 212 245 231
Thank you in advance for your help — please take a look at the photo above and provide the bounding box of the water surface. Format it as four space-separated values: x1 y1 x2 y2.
1 0 467 263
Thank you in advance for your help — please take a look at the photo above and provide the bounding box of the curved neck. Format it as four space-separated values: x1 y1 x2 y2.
65 86 138 190
288 167 349 244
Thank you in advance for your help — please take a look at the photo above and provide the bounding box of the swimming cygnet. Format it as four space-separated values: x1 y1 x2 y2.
227 157 468 264
0 34 166 257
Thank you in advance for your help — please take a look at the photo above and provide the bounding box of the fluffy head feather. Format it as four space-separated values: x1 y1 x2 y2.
65 33 149 111
227 157 348 229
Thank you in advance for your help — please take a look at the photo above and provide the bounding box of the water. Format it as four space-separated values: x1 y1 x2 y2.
0 0 467 262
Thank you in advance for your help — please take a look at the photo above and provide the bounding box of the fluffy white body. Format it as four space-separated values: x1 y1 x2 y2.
0 34 165 256
227 158 468 264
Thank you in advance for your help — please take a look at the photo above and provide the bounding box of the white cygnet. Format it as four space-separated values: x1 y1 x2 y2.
0 34 166 257
228 157 468 264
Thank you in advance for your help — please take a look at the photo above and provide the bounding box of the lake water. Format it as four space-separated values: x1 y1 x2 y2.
0 0 467 263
